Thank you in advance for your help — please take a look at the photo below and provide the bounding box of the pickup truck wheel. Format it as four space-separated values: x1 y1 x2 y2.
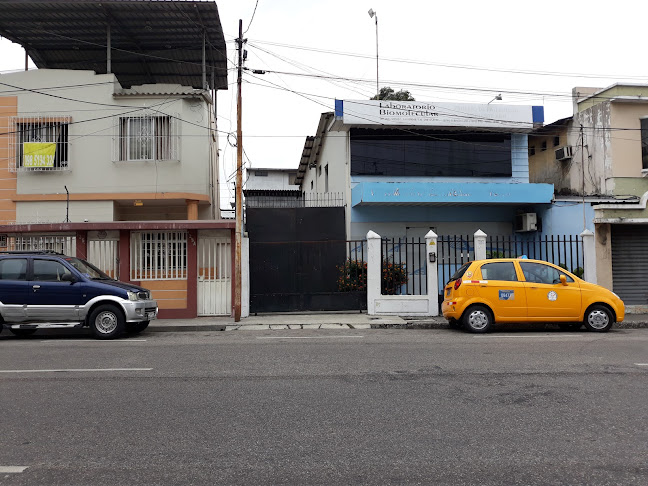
126 320 149 334
90 304 125 339
9 328 37 337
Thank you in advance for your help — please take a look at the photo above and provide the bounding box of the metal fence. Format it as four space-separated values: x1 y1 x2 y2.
245 192 344 208
438 235 475 293
437 234 584 296
381 237 427 295
486 235 583 276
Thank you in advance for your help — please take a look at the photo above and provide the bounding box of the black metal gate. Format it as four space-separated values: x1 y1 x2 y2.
247 206 366 313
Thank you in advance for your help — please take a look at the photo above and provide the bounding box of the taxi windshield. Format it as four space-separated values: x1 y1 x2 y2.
64 257 112 280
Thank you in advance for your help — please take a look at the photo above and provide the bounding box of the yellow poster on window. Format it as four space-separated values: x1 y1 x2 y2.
23 142 56 168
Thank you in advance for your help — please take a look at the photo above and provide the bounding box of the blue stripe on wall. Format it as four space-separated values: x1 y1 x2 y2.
351 181 554 206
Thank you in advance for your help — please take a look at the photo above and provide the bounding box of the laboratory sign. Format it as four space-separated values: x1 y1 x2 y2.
339 100 541 129
23 142 56 168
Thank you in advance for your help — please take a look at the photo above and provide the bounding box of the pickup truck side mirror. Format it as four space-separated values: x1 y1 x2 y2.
560 274 567 286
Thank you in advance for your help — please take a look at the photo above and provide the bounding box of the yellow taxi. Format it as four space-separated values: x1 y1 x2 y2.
442 258 625 333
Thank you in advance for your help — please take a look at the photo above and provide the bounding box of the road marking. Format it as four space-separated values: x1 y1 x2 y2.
256 336 364 340
473 334 586 339
40 339 147 343
0 466 28 473
635 363 648 366
0 368 152 373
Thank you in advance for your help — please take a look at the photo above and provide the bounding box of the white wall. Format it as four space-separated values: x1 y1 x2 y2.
246 169 297 191
16 200 115 223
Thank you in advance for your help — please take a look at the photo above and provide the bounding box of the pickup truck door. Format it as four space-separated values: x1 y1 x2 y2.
26 259 81 322
0 258 29 322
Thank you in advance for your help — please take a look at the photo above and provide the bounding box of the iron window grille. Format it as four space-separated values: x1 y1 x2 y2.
10 116 71 172
131 231 187 280
114 114 179 162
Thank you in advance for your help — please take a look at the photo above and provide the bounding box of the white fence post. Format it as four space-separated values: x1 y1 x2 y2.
425 230 439 316
366 230 381 315
474 229 487 260
580 229 597 284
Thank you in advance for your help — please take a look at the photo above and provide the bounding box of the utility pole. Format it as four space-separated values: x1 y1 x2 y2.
581 125 586 230
234 19 243 322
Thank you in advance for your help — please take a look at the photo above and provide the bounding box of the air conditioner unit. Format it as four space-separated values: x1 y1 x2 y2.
515 213 537 232
555 146 573 161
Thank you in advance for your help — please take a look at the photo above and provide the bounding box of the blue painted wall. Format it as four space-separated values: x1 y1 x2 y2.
536 201 595 236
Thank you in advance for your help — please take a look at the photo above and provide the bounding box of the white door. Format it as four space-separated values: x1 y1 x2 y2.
197 236 231 316
87 231 120 279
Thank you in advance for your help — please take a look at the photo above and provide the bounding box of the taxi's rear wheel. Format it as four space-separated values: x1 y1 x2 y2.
463 305 493 333
584 305 613 332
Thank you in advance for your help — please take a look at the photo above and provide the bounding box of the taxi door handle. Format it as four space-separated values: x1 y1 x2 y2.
32 285 41 291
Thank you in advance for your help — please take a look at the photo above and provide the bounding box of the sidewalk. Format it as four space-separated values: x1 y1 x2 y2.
147 312 648 332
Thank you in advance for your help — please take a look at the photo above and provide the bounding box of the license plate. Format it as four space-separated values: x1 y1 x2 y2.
147 311 157 320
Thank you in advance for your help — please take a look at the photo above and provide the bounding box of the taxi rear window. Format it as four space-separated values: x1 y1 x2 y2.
450 262 471 282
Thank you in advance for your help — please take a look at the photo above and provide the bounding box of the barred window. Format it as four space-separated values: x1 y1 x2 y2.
131 231 187 280
11 116 71 172
116 115 178 161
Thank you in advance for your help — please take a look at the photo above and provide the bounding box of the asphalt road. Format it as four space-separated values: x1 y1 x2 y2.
1 327 647 485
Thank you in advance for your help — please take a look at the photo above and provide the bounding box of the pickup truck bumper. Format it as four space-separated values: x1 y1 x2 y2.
122 299 158 322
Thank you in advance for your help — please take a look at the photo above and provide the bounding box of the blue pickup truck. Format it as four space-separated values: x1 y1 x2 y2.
0 251 158 339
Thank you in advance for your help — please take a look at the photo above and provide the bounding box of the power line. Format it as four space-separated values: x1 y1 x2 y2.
248 39 648 82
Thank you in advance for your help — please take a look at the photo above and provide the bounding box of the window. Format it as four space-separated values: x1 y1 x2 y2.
310 180 313 190
520 262 573 284
0 259 27 281
529 146 536 157
641 119 648 170
12 116 70 171
350 129 512 177
553 136 560 147
325 164 329 193
131 231 187 280
254 170 268 177
33 259 73 282
116 115 178 161
480 262 518 281
540 141 547 152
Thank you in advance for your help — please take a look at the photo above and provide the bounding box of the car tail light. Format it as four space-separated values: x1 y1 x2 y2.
454 278 462 290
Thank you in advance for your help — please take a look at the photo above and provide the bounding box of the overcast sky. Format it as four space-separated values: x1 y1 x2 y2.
1 0 647 207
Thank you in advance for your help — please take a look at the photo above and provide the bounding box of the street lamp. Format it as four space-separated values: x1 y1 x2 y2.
368 8 379 98
487 94 503 104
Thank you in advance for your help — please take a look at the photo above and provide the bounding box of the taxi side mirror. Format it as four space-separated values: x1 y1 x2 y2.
560 274 567 286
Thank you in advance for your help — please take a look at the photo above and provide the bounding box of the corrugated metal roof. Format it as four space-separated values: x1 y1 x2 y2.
0 0 229 90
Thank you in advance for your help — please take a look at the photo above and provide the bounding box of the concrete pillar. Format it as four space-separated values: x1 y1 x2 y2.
366 230 381 315
241 235 250 318
186 199 199 220
474 229 487 260
581 229 597 284
425 230 439 316
75 231 88 260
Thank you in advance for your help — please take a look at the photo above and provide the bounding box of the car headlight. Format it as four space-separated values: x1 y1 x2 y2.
127 291 139 301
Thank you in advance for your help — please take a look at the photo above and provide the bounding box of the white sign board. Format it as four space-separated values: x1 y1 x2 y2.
341 100 536 129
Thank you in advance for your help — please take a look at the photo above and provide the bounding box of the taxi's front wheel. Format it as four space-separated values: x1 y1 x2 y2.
463 305 493 333
584 305 613 332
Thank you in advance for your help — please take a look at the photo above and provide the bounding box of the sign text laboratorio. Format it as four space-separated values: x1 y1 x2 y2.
342 100 534 128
